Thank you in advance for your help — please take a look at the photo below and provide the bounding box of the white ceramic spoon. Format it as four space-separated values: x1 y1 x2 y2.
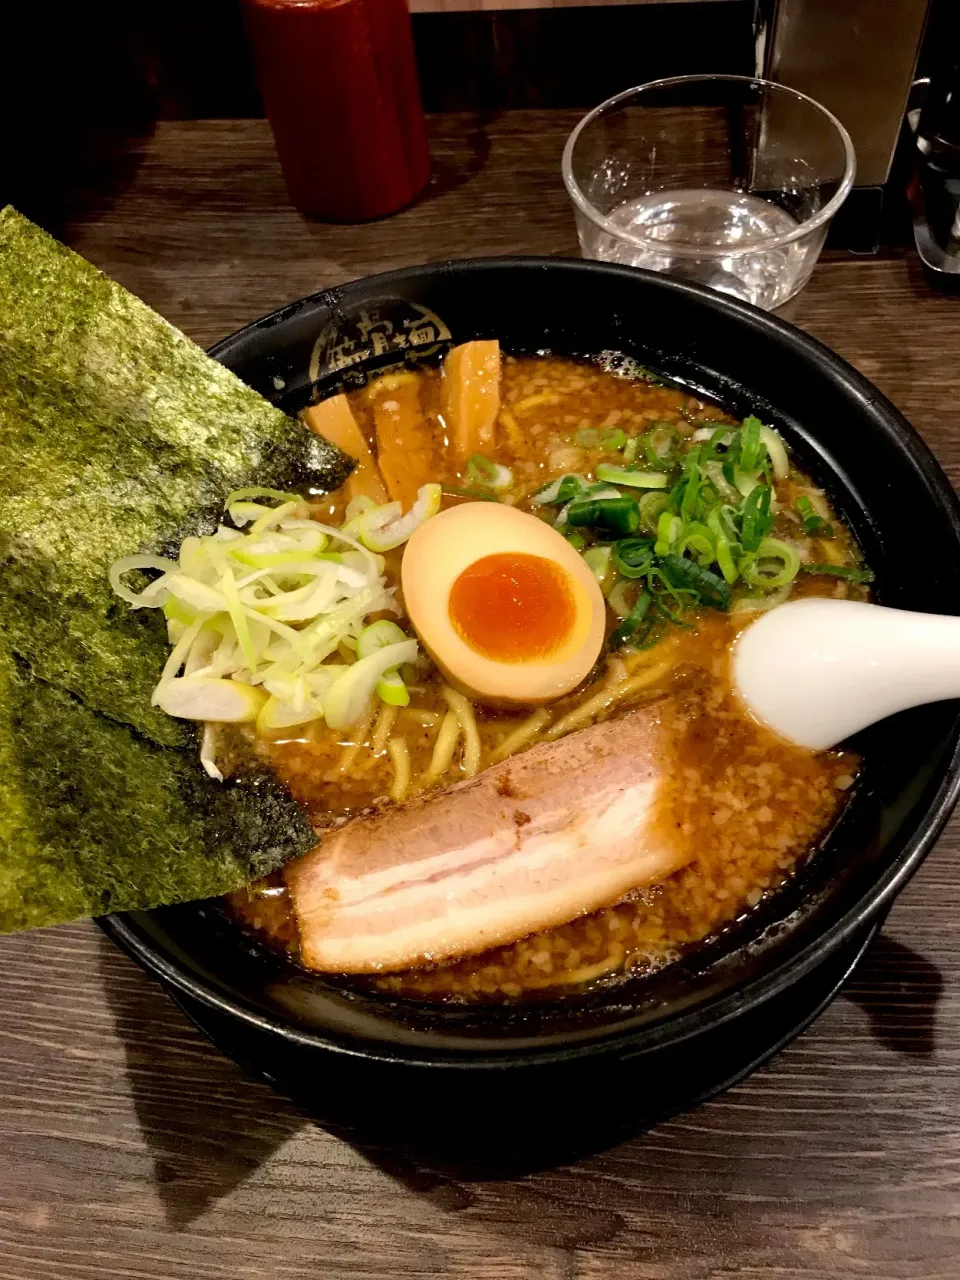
732 597 960 749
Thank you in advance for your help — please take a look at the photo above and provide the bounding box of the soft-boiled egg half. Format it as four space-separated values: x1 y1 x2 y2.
401 503 606 706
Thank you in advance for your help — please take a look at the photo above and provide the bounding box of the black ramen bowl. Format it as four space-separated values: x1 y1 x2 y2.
102 258 960 1164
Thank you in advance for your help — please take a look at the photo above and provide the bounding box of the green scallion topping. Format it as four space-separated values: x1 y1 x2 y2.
466 453 497 482
595 463 669 490
440 485 499 502
795 494 835 538
739 415 764 474
612 537 655 580
660 553 732 611
801 563 875 583
643 423 678 471
600 427 628 451
609 590 652 647
566 495 640 537
534 405 871 647
739 537 800 590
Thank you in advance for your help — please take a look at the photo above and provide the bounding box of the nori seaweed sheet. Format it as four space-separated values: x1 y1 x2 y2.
0 207 353 932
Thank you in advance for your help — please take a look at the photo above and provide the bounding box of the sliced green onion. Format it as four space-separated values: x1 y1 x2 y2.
323 639 419 729
707 507 739 585
600 427 628 451
759 425 789 480
155 676 267 723
612 537 654 580
356 619 409 659
355 483 442 552
466 452 497 481
740 483 774 552
692 425 735 446
219 570 258 672
566 496 640 536
583 545 615 593
644 423 678 471
801 563 875 583
609 590 652 648
679 448 702 522
345 494 377 522
224 486 299 509
660 554 732 611
730 583 795 615
163 596 198 628
565 531 587 551
111 486 415 755
701 461 740 504
734 470 763 499
795 495 834 538
595 463 669 490
357 620 414 705
466 453 513 491
250 500 300 536
162 573 226 615
109 555 179 608
608 579 635 620
676 521 715 564
739 537 801 590
531 474 588 506
441 485 499 502
647 566 698 623
654 510 681 556
622 437 640 464
739 415 763 474
228 501 273 527
376 669 411 707
638 490 670 534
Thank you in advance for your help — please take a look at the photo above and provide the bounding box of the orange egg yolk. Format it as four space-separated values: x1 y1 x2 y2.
448 552 577 663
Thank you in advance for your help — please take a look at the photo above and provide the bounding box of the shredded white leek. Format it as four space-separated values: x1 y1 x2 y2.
759 425 790 480
109 487 442 760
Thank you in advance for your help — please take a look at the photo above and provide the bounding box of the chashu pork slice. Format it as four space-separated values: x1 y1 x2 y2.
284 703 685 973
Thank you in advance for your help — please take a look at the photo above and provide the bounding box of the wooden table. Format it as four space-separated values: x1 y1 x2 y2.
3 113 960 1280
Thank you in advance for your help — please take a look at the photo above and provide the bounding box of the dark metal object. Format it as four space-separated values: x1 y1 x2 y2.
756 0 930 189
756 0 931 252
911 66 960 290
101 257 960 1148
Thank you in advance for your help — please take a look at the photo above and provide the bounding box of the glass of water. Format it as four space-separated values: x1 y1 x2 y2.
562 75 856 311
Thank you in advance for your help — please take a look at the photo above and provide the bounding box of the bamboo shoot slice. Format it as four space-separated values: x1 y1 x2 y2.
370 379 438 508
443 340 501 460
302 396 388 504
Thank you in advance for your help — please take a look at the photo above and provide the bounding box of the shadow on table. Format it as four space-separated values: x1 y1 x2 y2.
417 114 496 209
97 933 307 1228
98 923 943 1227
842 930 943 1058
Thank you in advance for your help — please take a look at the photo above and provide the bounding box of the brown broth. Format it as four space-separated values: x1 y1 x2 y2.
226 354 866 1002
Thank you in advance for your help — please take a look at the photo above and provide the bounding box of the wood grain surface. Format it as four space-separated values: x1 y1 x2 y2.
3 113 960 1280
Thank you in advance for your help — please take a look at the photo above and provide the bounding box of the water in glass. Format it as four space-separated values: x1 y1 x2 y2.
580 188 808 310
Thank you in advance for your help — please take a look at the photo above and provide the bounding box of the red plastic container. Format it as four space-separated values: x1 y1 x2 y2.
244 0 431 221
